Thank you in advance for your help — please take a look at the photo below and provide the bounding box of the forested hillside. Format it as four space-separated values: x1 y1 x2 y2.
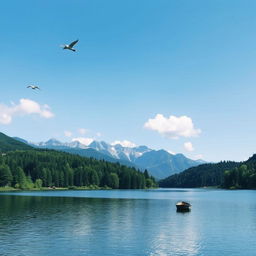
0 150 156 189
0 133 32 152
223 154 256 189
159 161 239 188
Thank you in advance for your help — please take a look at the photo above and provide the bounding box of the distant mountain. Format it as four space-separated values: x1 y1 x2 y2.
25 138 204 179
88 141 151 162
86 142 203 179
159 161 240 188
0 133 32 152
134 150 202 179
33 138 88 149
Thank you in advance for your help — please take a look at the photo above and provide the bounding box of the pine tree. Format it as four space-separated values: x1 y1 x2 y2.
109 173 119 189
0 164 12 186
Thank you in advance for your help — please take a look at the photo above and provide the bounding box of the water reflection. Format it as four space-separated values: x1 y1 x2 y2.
1 189 256 256
147 202 201 256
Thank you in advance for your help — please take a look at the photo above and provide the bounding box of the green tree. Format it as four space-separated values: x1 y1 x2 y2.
46 169 52 187
146 178 154 188
25 176 34 189
41 168 48 187
59 171 64 187
109 173 119 189
90 169 100 186
100 172 111 187
63 164 71 187
120 171 131 189
34 179 43 189
15 167 27 189
144 170 150 179
0 164 12 186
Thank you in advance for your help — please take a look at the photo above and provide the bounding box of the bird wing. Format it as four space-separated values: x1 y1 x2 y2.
69 39 79 48
35 86 40 90
27 86 31 88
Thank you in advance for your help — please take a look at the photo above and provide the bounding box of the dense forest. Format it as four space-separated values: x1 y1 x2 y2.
0 150 157 189
159 161 239 188
222 155 256 189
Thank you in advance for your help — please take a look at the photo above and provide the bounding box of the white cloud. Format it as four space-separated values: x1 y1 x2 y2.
184 142 194 152
78 128 88 135
96 132 102 137
72 137 93 146
111 140 136 148
0 98 54 125
144 114 201 139
64 131 72 137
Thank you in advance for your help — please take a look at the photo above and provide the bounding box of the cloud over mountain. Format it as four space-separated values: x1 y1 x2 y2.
144 114 201 139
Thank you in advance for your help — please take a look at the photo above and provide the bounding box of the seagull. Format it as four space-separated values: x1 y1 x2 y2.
27 85 40 90
61 39 79 52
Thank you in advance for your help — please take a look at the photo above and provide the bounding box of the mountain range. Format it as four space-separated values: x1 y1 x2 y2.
15 137 205 179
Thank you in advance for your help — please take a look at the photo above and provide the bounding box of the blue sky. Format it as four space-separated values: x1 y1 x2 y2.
1 0 256 162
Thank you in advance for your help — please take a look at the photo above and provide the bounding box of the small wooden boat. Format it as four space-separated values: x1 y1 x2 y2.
176 201 191 212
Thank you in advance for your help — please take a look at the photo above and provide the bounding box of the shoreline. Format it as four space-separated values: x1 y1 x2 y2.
0 186 157 192
0 186 110 192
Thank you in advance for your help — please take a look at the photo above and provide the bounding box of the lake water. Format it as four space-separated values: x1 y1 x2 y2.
0 188 256 256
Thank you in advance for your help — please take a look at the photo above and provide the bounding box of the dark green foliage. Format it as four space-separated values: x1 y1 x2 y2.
109 173 119 189
0 150 157 189
35 179 43 188
119 170 131 189
0 164 12 186
12 167 27 189
144 170 150 179
159 161 239 188
223 155 256 189
0 133 32 152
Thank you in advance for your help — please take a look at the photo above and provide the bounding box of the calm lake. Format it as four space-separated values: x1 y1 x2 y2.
0 188 256 256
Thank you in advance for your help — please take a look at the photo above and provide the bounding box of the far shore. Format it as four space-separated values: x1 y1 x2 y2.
0 186 109 192
0 186 158 192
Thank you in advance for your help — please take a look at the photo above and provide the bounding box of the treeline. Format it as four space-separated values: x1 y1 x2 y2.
223 155 256 189
0 150 157 189
159 161 239 188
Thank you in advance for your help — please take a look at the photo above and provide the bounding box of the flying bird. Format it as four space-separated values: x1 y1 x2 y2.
27 85 40 90
61 39 79 52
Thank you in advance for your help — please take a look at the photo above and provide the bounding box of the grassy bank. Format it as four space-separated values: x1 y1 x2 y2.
0 186 19 192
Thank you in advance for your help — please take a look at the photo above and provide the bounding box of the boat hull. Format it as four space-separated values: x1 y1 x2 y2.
176 202 191 212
